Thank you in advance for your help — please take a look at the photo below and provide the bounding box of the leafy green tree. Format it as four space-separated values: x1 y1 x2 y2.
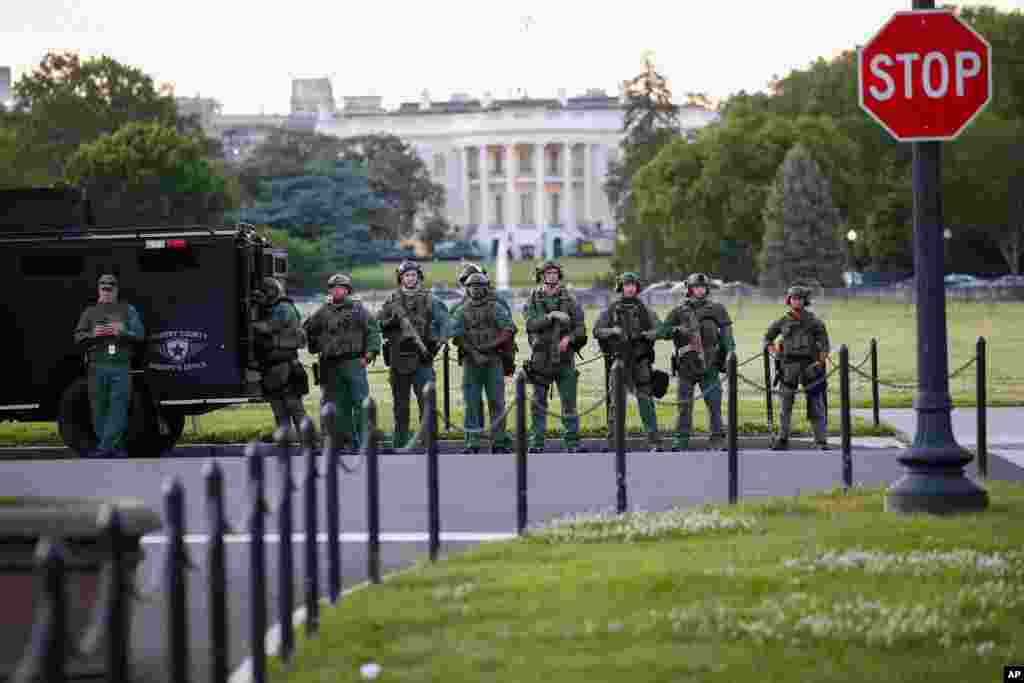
64 121 237 226
0 122 52 188
11 51 186 179
758 144 845 288
958 6 1024 121
235 129 349 203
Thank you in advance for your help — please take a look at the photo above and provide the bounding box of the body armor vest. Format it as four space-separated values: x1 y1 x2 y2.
687 299 721 360
313 301 367 358
528 288 578 377
779 313 819 359
387 289 433 346
606 299 655 364
463 297 499 349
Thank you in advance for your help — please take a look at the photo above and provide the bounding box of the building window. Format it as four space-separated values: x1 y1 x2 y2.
494 193 504 226
519 147 534 175
520 193 533 225
492 148 504 177
468 150 480 180
550 193 561 225
547 148 560 176
433 152 446 178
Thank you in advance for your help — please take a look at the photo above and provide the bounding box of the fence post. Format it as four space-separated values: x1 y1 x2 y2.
515 370 528 535
204 461 229 683
443 344 451 431
763 346 774 428
274 427 295 663
426 382 440 561
99 506 128 683
614 360 627 514
870 338 880 427
321 404 341 605
977 336 988 479
365 397 382 584
727 352 738 505
245 443 267 683
604 356 611 425
840 345 853 490
163 478 189 683
302 418 320 636
13 540 69 683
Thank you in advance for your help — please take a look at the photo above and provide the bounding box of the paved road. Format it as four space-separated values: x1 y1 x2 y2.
1 439 1021 683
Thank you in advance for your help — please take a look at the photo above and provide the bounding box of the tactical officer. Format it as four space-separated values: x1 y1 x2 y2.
304 273 382 452
763 284 831 451
524 261 587 453
447 272 515 454
253 277 310 440
453 262 512 316
593 272 662 451
73 274 145 457
658 273 736 451
376 260 450 450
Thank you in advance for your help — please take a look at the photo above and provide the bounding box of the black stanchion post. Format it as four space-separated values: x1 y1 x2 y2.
163 478 189 683
840 345 853 490
322 404 341 605
302 418 320 636
977 336 988 479
728 352 738 504
763 347 773 427
274 427 295 663
604 356 611 425
365 397 382 584
443 344 451 431
42 540 68 683
614 360 627 514
100 506 128 683
426 382 440 562
245 443 267 683
204 461 229 683
870 338 880 427
515 371 528 535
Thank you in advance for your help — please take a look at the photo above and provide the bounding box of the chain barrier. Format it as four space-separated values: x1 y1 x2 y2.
528 393 610 421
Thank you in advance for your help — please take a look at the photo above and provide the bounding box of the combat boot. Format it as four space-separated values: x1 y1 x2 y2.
770 437 789 451
671 436 689 452
647 432 664 452
708 433 728 452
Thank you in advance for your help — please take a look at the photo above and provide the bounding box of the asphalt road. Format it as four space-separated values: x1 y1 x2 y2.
1 441 1020 683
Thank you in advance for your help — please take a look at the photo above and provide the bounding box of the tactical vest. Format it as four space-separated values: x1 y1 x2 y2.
528 288 578 378
312 301 368 358
605 298 655 363
463 297 498 349
779 313 819 359
687 299 722 361
258 298 304 365
387 288 433 345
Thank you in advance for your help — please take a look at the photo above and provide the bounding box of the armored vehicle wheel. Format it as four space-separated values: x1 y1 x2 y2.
152 410 186 455
57 377 98 455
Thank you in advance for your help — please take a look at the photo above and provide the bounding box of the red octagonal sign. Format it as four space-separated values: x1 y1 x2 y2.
859 10 992 141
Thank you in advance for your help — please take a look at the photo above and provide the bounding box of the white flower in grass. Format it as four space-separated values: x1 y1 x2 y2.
976 641 995 656
360 662 382 680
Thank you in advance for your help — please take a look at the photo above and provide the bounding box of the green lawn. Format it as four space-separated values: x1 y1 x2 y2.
269 481 1024 683
349 256 614 291
1 297 1020 446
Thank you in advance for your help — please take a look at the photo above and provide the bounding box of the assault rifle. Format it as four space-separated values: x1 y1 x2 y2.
399 316 431 360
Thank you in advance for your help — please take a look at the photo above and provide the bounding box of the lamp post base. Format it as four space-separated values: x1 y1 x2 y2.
886 454 989 515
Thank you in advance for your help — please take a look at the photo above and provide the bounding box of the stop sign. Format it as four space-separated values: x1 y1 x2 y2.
858 10 992 141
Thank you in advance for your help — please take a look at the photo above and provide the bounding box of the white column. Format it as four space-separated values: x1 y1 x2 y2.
564 141 575 232
505 142 515 232
480 145 490 229
534 141 545 240
461 146 471 230
583 142 592 224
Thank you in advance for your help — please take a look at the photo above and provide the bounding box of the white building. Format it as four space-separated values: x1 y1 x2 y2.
316 89 718 260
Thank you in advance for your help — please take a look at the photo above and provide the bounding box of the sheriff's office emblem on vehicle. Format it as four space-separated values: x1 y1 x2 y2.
148 330 209 371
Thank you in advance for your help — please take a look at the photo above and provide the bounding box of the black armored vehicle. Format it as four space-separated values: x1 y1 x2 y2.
0 187 288 456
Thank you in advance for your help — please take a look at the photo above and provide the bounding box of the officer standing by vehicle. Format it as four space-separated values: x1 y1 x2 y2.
524 261 586 453
253 277 310 441
377 260 449 450
658 273 736 451
304 273 382 452
593 272 662 451
763 283 831 451
73 274 145 457
447 272 515 454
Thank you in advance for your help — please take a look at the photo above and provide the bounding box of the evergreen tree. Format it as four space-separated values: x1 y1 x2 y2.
759 144 844 288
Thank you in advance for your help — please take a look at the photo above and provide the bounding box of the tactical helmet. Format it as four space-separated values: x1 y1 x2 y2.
465 272 490 299
458 262 488 287
686 272 713 292
396 260 424 286
786 284 812 306
327 273 353 292
615 272 643 294
535 260 564 284
261 277 284 301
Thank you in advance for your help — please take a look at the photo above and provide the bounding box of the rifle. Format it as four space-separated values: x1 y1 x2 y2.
399 316 431 360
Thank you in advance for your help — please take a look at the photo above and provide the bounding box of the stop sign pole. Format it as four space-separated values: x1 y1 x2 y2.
861 1 989 514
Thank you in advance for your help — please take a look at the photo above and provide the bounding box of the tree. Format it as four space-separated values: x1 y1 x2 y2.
0 122 52 189
64 121 238 226
418 214 453 256
11 51 185 179
758 144 845 289
235 129 349 204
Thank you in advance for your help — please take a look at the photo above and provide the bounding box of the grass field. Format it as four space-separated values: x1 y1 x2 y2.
1 297 1020 446
269 481 1024 683
349 256 614 291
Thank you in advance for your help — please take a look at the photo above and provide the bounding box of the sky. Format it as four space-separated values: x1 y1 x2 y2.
2 0 1022 114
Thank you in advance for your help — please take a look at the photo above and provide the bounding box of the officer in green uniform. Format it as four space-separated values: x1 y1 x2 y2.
658 273 736 451
593 272 662 451
524 261 587 453
304 273 382 451
73 274 145 457
376 261 449 450
447 272 515 454
253 277 310 440
763 284 831 451
451 262 513 318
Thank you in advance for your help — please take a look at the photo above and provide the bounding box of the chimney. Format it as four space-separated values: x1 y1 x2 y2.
557 88 568 106
420 89 431 111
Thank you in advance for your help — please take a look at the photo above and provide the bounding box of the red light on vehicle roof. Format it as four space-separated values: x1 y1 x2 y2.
167 239 188 249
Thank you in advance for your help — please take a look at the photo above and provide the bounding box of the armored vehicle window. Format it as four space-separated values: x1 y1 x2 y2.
139 244 200 272
20 252 85 277
274 256 287 275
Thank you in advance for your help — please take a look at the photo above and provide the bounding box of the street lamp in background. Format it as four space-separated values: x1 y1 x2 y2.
846 229 858 286
944 228 952 271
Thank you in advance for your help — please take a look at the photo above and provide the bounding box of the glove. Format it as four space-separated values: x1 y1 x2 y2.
547 311 571 325
817 351 829 368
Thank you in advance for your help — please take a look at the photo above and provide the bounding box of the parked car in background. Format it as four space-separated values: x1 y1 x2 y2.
944 273 987 288
989 274 1024 287
432 240 483 261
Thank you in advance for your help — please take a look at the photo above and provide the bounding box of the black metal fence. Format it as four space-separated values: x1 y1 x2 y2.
10 337 991 681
